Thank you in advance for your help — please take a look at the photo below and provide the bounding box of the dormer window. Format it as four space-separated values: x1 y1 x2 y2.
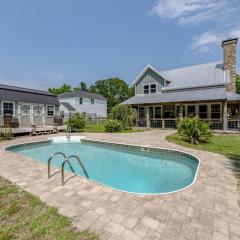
150 84 156 93
143 84 157 94
143 85 149 94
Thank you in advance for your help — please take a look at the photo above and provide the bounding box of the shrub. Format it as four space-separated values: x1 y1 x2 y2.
104 119 122 133
109 104 135 130
177 117 212 145
0 128 14 140
236 75 240 94
67 113 86 132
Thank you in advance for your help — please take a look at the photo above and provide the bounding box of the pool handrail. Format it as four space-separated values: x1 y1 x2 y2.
61 155 89 185
48 152 70 178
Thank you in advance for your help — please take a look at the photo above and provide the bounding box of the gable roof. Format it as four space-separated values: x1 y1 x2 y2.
58 90 107 101
132 64 169 85
133 62 230 90
0 84 59 105
61 102 76 111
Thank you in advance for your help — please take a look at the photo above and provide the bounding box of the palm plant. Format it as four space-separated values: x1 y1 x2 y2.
177 117 212 144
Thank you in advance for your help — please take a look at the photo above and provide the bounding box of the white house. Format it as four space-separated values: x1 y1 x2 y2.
58 90 107 121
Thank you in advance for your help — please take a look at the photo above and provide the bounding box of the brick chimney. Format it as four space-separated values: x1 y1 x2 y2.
222 38 238 92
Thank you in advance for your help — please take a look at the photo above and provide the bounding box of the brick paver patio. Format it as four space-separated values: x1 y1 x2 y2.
0 130 239 240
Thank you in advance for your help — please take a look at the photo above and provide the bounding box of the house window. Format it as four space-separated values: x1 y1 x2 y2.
155 106 162 118
187 105 196 117
33 105 42 115
211 104 221 118
199 105 208 119
79 98 83 104
91 99 94 104
150 84 156 93
149 107 154 118
3 102 14 116
138 107 145 119
143 85 149 94
47 105 54 116
163 105 175 118
176 105 181 118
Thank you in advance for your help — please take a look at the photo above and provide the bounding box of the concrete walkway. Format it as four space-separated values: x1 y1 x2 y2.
0 130 239 240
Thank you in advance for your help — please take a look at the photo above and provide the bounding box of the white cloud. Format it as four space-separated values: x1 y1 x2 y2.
152 0 238 25
229 28 240 39
191 27 240 55
191 32 223 49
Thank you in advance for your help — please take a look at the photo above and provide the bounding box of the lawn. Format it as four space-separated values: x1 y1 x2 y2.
166 133 240 159
167 132 240 190
83 122 144 133
0 177 98 240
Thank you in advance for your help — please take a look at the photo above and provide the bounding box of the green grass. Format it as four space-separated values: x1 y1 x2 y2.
0 177 98 240
83 122 144 133
166 133 240 158
166 132 240 191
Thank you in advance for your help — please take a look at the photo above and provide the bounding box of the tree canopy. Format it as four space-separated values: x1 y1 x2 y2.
89 78 134 113
48 84 72 96
73 82 88 91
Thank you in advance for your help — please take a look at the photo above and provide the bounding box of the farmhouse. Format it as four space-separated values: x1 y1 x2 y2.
123 38 240 130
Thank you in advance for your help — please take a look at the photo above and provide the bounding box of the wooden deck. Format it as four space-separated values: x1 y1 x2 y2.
0 125 67 135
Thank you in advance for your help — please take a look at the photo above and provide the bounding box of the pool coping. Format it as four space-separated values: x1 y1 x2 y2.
4 137 201 196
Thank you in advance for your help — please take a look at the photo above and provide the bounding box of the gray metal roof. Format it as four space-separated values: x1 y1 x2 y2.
163 61 229 90
58 90 107 101
0 84 59 105
122 87 230 105
133 62 230 90
61 102 76 111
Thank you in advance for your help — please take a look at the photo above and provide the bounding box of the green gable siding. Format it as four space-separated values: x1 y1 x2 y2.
135 69 165 94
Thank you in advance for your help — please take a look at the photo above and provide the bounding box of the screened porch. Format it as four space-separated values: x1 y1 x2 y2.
134 102 240 131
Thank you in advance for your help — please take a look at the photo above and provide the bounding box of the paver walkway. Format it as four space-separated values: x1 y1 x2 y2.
0 130 239 240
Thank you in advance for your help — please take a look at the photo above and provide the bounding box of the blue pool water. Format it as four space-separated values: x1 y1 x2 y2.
8 141 199 194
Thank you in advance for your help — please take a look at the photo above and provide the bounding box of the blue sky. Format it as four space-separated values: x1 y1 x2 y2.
0 0 239 90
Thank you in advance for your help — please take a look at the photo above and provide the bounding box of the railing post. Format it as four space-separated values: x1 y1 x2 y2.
162 119 165 129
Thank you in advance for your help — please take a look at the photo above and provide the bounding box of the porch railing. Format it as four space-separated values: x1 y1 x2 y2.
135 118 240 131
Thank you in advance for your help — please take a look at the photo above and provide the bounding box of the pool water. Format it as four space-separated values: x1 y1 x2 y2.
8 141 199 194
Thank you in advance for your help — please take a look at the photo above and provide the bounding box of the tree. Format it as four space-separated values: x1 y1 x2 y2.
73 81 88 91
89 78 133 113
236 75 240 94
48 84 72 96
109 104 135 129
67 113 86 132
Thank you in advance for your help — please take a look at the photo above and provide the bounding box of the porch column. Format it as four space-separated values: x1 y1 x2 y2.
146 106 150 128
223 101 227 131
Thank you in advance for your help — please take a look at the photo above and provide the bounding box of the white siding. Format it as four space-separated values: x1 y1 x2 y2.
59 97 107 118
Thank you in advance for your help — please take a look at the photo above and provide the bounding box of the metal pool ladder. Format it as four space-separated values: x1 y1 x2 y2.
61 155 89 185
48 152 68 178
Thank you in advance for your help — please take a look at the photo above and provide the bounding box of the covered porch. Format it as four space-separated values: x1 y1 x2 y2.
133 101 240 131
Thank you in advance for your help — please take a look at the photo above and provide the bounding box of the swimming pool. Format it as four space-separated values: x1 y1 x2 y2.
7 139 199 194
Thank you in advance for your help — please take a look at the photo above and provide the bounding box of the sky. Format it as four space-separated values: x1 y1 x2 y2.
0 0 240 90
